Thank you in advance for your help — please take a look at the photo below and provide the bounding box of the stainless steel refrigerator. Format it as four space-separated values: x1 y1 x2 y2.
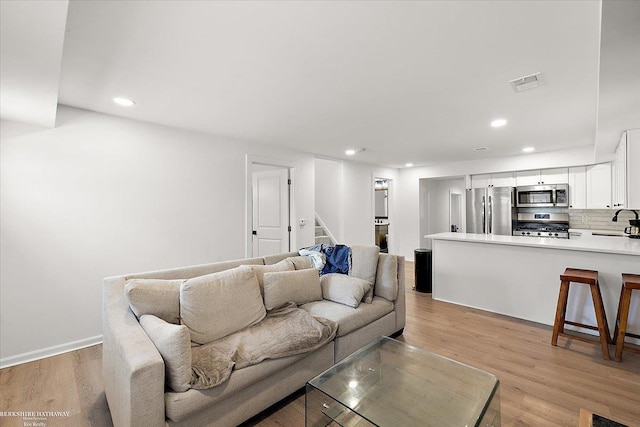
466 187 515 235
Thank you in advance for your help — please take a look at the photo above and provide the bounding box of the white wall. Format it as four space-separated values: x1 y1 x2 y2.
341 161 398 249
395 145 597 260
313 158 398 250
0 106 315 366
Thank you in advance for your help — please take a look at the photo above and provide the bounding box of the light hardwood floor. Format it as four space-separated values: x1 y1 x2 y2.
1 262 639 426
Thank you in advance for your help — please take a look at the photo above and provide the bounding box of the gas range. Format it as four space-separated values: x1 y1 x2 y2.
512 213 569 239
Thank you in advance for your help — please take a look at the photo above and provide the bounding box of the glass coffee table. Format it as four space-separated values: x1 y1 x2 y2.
306 337 500 427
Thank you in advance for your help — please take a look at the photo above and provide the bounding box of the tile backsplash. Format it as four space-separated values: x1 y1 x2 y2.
569 209 638 232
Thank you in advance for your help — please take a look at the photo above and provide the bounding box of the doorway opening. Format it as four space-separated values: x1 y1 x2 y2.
419 176 466 249
374 177 391 253
247 160 293 258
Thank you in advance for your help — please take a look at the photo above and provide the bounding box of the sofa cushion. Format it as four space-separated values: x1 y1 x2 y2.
300 297 393 337
243 259 294 295
180 266 266 344
375 254 399 301
139 314 192 392
263 269 322 310
124 279 183 324
165 349 320 422
320 273 370 308
286 256 314 271
349 245 380 303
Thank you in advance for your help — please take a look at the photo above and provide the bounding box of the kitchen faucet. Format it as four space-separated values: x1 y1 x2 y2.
611 209 639 222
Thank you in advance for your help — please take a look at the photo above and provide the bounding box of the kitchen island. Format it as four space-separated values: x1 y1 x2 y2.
426 232 640 343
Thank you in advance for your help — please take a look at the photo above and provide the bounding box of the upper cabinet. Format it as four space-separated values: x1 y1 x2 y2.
490 172 517 187
568 166 587 209
470 174 491 189
515 168 569 186
586 163 612 209
613 130 640 210
612 132 627 208
628 130 640 209
470 172 516 188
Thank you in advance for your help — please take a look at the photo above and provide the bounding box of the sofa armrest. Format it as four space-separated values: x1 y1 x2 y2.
374 254 406 332
394 256 406 332
103 277 165 427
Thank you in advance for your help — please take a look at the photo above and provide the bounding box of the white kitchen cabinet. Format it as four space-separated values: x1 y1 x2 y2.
515 168 568 186
471 174 491 189
471 172 515 188
542 168 570 184
568 166 587 209
612 132 627 208
515 170 540 186
586 163 612 209
490 172 516 187
628 129 640 209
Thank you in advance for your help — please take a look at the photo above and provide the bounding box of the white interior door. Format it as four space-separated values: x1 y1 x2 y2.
252 168 290 257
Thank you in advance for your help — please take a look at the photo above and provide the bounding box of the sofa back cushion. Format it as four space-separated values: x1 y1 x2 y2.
263 269 322 310
375 254 399 301
124 279 183 324
242 259 295 295
320 274 371 308
349 245 380 303
180 266 266 344
140 314 192 392
263 251 299 265
286 256 314 271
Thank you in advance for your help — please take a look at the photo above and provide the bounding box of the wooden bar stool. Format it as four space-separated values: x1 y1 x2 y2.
551 268 612 360
613 273 640 362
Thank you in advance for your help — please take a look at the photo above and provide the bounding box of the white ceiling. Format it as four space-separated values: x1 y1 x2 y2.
0 0 68 128
2 1 638 168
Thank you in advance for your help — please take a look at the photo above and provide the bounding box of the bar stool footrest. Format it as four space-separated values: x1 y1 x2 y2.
564 321 599 331
557 331 607 346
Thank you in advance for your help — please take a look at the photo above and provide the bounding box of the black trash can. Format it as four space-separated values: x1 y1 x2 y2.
414 249 432 293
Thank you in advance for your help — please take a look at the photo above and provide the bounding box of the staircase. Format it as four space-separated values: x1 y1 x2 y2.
315 219 334 246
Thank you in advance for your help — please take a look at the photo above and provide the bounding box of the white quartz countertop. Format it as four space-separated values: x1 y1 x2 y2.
426 232 640 256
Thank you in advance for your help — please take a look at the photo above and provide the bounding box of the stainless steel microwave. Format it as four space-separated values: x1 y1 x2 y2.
516 184 569 208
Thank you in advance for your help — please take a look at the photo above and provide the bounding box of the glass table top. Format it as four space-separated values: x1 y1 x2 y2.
307 336 500 427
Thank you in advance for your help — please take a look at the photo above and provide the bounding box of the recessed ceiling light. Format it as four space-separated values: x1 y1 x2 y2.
522 147 535 153
345 148 365 156
491 119 507 128
405 163 414 167
113 97 135 107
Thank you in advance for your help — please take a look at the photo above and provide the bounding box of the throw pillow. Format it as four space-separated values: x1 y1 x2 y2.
286 256 314 271
350 245 380 303
242 259 294 295
124 279 183 324
320 274 371 308
180 266 266 344
139 314 192 392
263 269 322 310
375 254 399 301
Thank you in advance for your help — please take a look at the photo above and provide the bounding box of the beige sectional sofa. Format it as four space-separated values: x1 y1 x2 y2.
103 246 405 427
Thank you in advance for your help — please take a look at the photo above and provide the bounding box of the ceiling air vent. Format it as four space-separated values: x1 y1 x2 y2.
509 72 543 92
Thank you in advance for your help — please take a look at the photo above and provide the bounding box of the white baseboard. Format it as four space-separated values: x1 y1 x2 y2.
0 335 103 369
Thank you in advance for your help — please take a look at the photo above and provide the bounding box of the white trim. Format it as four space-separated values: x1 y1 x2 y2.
314 212 337 245
0 335 102 369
